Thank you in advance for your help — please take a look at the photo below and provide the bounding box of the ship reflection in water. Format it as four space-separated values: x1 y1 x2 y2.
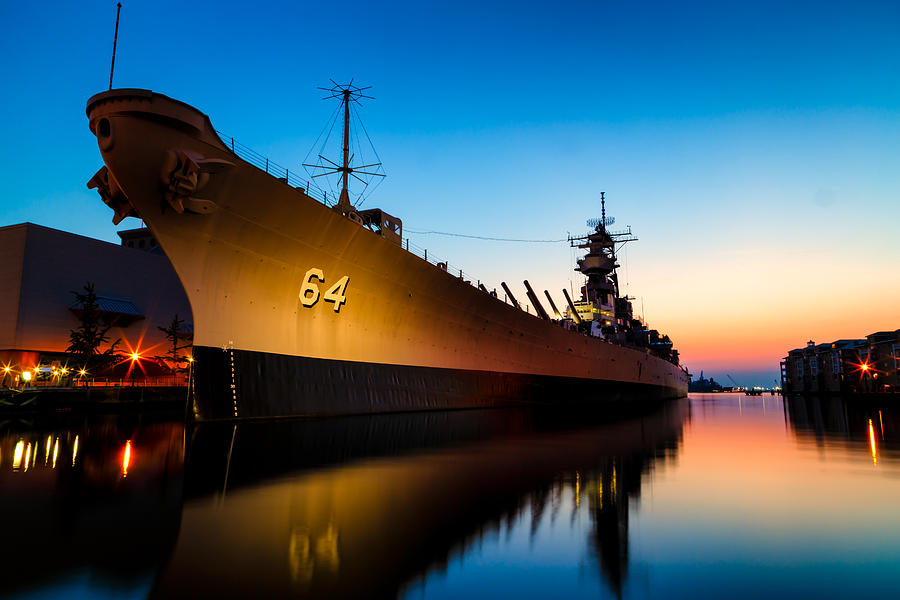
161 401 688 599
3 393 900 599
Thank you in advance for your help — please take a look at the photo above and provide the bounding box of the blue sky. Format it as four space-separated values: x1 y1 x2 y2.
1 0 898 384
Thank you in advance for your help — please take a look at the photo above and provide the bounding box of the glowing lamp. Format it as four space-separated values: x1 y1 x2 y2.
79 369 87 376
22 371 32 382
131 352 140 361
861 363 869 372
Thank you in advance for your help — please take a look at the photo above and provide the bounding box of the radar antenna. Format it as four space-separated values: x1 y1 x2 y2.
586 192 615 232
302 80 386 212
570 192 637 253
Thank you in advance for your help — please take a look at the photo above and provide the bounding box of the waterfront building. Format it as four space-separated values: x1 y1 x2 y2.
781 331 899 394
0 223 191 382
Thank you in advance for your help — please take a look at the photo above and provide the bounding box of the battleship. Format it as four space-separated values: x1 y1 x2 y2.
85 84 688 419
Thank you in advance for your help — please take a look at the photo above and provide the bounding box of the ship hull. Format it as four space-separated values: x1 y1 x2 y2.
192 345 685 419
86 89 688 420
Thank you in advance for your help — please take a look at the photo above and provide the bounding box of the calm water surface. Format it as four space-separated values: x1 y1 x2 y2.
1 393 898 599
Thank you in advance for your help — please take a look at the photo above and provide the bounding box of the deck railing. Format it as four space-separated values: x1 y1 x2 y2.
11 376 189 388
216 130 333 205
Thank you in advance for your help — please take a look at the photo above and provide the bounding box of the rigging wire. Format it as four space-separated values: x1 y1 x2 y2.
317 111 340 199
404 229 569 243
351 109 368 205
353 107 386 207
303 102 342 198
303 102 341 167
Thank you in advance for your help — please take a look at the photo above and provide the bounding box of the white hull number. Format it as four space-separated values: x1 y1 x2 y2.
300 268 349 312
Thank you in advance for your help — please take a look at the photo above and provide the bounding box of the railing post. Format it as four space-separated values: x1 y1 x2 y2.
265 158 268 173
405 239 409 250
231 138 235 152
425 249 427 261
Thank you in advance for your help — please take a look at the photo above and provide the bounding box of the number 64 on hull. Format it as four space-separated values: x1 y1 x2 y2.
299 268 350 312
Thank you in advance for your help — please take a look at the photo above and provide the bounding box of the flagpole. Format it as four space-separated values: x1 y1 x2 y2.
109 3 122 90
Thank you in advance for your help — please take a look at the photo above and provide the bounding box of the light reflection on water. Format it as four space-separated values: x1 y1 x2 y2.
0 414 184 600
1 393 899 599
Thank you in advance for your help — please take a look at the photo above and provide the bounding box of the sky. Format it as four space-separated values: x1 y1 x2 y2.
1 0 898 385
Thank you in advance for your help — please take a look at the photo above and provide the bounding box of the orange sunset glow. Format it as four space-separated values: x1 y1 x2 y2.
628 243 900 380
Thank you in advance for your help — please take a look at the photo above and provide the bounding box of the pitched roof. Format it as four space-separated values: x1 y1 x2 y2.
69 296 144 320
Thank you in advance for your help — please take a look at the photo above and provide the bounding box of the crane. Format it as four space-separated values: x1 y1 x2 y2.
726 374 742 390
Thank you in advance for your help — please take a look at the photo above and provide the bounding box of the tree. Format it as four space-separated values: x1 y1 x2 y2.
157 314 192 373
67 282 120 368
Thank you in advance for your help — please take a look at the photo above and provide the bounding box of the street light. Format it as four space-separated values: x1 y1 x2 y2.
130 352 140 387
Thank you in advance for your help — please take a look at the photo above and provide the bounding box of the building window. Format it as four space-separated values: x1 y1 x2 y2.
832 352 841 374
795 359 804 377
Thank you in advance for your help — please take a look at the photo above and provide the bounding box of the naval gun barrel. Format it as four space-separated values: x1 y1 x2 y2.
523 280 550 320
543 290 562 319
500 282 520 309
562 288 582 324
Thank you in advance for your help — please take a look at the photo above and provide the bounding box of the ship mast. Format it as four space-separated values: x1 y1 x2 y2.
341 87 351 204
600 191 606 233
303 80 385 214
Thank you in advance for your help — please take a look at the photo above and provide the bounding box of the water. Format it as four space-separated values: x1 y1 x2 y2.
1 393 897 599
